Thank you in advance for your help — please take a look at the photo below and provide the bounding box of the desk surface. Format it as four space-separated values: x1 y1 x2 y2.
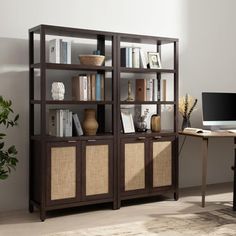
179 130 236 138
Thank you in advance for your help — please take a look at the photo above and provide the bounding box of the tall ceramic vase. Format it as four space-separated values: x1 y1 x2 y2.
83 109 99 135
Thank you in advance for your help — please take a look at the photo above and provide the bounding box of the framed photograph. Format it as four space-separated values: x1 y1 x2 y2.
148 52 162 69
121 111 135 133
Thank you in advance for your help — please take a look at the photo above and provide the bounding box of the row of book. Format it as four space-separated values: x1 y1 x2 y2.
48 110 83 137
135 79 160 101
72 74 105 101
121 47 147 68
49 39 71 64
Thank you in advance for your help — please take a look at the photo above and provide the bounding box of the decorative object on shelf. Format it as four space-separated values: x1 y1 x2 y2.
0 96 19 180
125 80 134 101
135 108 149 132
179 94 198 130
79 55 105 66
151 115 161 132
121 110 135 133
51 82 65 100
83 109 99 135
147 52 162 69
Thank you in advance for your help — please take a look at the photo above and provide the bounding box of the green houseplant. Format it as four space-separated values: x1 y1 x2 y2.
0 96 19 180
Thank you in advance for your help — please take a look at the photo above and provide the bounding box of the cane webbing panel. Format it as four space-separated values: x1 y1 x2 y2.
86 145 109 196
125 143 145 191
51 146 76 200
153 141 172 187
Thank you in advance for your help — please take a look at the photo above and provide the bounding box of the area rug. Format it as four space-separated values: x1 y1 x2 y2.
46 208 236 236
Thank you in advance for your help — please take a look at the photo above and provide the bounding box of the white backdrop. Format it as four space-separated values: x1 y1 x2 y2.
0 0 236 211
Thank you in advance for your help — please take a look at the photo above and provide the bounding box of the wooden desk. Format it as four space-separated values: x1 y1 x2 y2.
179 130 236 209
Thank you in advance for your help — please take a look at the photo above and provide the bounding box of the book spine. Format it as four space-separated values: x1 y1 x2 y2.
96 74 101 101
83 76 88 101
79 76 84 100
135 79 146 101
49 39 60 63
128 47 132 67
101 74 105 100
157 78 161 101
72 76 80 100
91 74 96 100
120 48 126 67
68 111 72 137
153 78 158 101
87 74 91 101
72 114 83 136
63 110 67 137
59 110 64 137
149 79 153 101
139 49 147 68
146 79 150 101
66 41 71 64
48 110 57 136
132 48 140 68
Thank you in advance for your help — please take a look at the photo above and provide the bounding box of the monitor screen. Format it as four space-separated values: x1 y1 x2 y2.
202 92 236 127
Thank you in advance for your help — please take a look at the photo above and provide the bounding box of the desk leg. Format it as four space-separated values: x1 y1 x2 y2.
202 138 208 207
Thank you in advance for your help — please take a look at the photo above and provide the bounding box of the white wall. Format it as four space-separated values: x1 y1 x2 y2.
0 0 236 211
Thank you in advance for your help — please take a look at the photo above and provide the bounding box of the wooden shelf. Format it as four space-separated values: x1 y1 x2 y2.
120 67 175 74
31 100 113 105
31 63 113 72
120 131 177 138
31 134 114 141
120 101 176 105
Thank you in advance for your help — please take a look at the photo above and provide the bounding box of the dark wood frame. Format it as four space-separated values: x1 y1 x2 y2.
29 24 179 221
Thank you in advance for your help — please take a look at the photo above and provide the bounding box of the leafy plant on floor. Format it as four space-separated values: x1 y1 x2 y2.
0 96 19 180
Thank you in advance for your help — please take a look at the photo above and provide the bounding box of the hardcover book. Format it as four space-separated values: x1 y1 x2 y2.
136 79 146 101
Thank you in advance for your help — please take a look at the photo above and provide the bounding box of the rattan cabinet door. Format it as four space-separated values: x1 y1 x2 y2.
121 138 149 196
46 142 79 206
150 137 175 190
82 140 113 201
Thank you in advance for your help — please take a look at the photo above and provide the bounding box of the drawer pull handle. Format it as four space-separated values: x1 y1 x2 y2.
68 140 76 143
154 136 162 139
138 137 146 140
88 139 96 142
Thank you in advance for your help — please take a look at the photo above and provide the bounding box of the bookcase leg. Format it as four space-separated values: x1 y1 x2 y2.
113 200 121 210
174 191 179 201
29 203 34 213
40 209 46 222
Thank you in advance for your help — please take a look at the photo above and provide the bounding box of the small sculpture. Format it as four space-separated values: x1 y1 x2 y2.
125 80 134 101
51 82 65 100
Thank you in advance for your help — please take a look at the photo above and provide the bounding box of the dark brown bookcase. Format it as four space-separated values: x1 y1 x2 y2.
29 24 179 221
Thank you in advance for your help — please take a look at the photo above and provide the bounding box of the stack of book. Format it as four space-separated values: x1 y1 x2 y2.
72 74 105 101
48 109 73 137
48 110 83 137
136 79 160 101
49 39 71 64
121 47 147 68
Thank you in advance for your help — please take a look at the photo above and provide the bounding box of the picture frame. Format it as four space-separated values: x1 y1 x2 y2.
121 110 135 133
148 52 162 69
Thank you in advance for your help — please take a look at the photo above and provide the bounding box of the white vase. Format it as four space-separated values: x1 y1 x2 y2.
51 82 65 100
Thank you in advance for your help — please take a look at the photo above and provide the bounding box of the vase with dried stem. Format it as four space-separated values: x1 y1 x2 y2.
179 94 197 130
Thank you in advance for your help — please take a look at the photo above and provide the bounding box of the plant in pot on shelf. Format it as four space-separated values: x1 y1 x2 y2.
0 96 19 180
179 94 197 131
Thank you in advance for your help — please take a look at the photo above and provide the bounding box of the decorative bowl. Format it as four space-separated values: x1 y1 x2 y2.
79 55 105 66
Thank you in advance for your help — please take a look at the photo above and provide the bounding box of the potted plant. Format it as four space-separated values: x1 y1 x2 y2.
0 96 19 180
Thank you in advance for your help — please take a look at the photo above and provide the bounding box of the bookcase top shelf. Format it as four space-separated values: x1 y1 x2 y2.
29 24 178 45
31 63 113 72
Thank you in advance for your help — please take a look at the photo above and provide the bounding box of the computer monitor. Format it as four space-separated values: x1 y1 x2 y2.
202 92 236 129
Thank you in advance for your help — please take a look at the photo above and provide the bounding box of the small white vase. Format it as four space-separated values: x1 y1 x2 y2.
51 82 65 100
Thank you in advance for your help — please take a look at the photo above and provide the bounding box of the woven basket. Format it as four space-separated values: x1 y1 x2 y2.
79 55 105 66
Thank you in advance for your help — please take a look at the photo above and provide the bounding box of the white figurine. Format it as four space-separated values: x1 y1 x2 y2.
51 82 65 100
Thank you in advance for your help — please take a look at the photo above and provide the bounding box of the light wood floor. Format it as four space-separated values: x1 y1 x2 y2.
0 183 234 236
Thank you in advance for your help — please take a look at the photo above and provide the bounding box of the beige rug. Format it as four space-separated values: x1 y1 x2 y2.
46 208 236 236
